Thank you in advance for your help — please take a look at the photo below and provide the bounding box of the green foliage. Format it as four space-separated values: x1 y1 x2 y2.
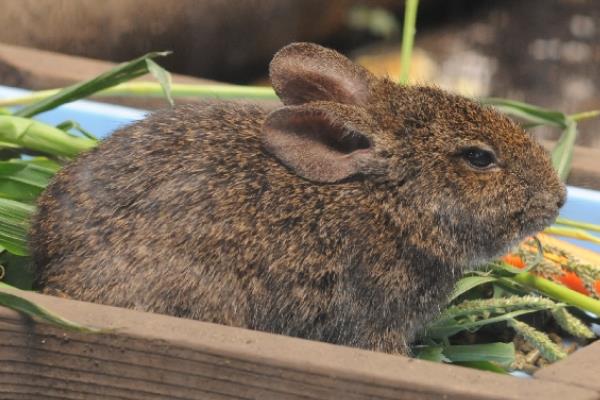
551 307 595 339
508 319 566 362
0 116 96 157
15 52 172 118
0 283 99 332
422 260 600 372
0 198 34 256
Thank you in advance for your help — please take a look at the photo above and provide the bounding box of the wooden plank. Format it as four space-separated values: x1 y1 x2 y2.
0 287 597 400
535 340 600 392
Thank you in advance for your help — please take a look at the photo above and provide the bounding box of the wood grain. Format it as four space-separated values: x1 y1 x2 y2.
0 287 598 400
535 340 600 393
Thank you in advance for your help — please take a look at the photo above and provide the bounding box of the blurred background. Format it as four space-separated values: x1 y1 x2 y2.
0 0 598 150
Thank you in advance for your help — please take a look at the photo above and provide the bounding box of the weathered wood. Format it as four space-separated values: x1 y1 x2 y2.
535 340 600 393
0 287 597 400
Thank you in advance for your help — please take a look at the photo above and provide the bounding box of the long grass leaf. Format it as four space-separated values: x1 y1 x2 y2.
555 217 600 233
551 119 577 181
399 0 419 84
0 116 96 158
56 120 98 141
415 346 448 362
0 82 278 108
510 272 600 315
0 198 34 256
14 52 171 118
426 309 543 339
0 160 55 201
0 283 98 332
146 59 174 106
442 343 515 367
545 226 600 245
481 98 568 128
449 276 497 301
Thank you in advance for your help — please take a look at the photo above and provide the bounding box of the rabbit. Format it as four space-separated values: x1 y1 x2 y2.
30 42 566 355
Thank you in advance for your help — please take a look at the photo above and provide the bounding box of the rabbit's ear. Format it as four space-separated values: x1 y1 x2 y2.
262 104 382 183
270 42 375 106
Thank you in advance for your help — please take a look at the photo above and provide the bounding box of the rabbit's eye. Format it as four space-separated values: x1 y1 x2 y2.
461 148 496 169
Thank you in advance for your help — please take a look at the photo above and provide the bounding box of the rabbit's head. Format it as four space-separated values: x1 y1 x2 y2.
263 42 565 266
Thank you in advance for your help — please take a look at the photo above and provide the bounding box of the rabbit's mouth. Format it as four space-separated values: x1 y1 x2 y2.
517 205 560 237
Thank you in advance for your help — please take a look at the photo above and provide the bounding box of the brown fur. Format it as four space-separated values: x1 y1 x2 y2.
30 43 565 354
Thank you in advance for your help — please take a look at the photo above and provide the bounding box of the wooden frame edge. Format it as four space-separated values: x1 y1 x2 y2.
0 287 597 400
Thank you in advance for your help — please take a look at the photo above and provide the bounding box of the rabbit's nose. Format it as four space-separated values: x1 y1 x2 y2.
556 185 567 209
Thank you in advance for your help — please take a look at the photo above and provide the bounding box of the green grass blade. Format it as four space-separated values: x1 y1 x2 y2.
56 120 98 141
0 283 98 332
551 119 577 181
510 271 600 315
15 51 171 118
415 345 448 362
399 0 419 84
545 226 600 245
146 58 174 107
449 276 497 301
555 217 600 233
24 157 61 172
426 308 543 339
0 116 96 158
0 160 56 201
0 198 34 256
481 98 568 128
442 343 515 367
0 82 278 106
569 110 600 122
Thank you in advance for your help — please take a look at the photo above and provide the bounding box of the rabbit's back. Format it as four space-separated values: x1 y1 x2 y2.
31 103 271 311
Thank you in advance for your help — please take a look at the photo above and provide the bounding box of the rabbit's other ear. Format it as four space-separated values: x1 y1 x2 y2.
270 42 375 106
262 103 384 183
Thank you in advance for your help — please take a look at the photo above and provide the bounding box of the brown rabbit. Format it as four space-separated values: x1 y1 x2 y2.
30 43 566 354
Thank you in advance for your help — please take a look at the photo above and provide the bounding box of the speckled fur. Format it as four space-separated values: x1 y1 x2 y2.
30 43 565 354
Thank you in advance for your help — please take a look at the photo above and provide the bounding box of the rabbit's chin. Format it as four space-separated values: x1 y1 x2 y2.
518 208 560 239
466 239 522 269
464 212 557 268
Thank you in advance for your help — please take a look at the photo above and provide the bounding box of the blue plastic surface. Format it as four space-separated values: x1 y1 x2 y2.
0 86 146 138
1 85 599 252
